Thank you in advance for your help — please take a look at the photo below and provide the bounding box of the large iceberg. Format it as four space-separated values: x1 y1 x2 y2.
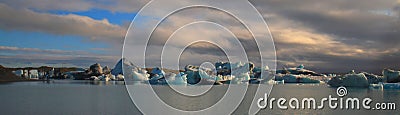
273 64 323 84
111 58 137 76
121 65 149 81
72 63 114 80
184 65 218 85
276 64 323 76
110 58 151 81
362 72 383 84
327 72 369 87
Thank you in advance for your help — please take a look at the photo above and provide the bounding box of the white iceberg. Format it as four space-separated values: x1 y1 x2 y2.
29 70 39 79
130 68 150 81
111 58 137 76
90 76 100 81
12 70 24 77
165 73 187 85
116 74 124 81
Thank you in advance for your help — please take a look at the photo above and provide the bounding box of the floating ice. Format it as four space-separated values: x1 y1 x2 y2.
328 72 369 87
90 76 100 81
274 74 320 83
231 72 251 84
116 74 124 81
165 73 187 85
383 69 400 83
12 70 24 77
29 70 39 79
276 64 323 76
150 67 165 78
131 68 149 81
111 58 136 76
362 72 383 84
383 83 400 89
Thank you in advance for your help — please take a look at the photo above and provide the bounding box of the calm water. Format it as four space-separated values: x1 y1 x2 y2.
0 80 398 115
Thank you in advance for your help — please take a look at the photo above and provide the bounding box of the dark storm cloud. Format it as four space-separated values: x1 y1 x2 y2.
246 0 400 73
252 0 400 48
1 0 399 73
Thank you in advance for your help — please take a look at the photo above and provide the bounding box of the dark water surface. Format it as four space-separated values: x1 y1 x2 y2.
0 80 398 114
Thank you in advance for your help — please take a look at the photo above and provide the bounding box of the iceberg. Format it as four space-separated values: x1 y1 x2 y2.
215 62 254 76
90 76 100 81
150 67 165 78
327 72 369 87
252 66 272 79
12 70 24 77
165 73 187 85
109 58 150 81
28 70 39 79
184 65 219 85
116 74 124 81
88 63 103 76
130 67 150 81
147 68 186 85
383 69 400 83
230 73 251 84
276 64 323 76
361 72 383 84
111 58 137 76
274 74 320 83
214 61 259 84
103 66 111 74
383 83 400 89
184 65 202 84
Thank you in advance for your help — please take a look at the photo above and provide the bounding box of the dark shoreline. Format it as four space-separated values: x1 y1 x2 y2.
0 79 43 84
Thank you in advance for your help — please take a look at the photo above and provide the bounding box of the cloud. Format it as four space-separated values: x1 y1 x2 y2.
243 0 400 73
119 1 400 73
0 3 126 44
0 0 149 12
0 46 106 57
95 0 149 12
252 0 400 48
1 0 399 73
0 54 119 68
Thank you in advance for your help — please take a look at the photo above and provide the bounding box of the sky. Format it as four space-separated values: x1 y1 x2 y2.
0 0 399 74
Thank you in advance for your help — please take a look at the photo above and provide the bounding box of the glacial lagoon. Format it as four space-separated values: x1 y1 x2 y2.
0 80 398 114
